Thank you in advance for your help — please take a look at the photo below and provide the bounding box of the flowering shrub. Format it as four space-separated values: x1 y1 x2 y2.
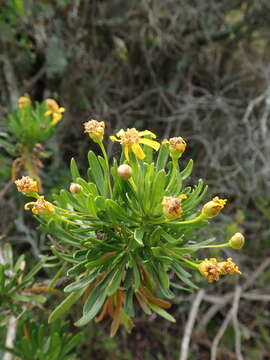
1 96 64 189
15 121 244 336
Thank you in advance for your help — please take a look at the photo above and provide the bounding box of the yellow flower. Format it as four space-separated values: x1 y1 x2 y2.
110 128 160 161
44 98 65 125
199 257 241 282
202 196 227 218
84 120 105 142
15 176 39 194
162 194 187 219
18 96 31 109
24 196 55 215
198 258 221 282
219 258 241 275
162 137 187 159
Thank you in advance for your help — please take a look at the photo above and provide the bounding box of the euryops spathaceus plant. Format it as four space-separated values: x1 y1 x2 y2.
15 120 245 336
4 96 64 189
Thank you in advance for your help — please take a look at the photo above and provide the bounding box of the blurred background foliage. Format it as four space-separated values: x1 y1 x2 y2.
1 0 270 359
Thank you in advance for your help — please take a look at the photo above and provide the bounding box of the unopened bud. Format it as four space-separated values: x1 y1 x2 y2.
229 232 245 249
69 183 82 193
117 164 132 179
202 197 227 218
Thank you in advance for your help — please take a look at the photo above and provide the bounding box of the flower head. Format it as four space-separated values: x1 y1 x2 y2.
198 258 221 282
202 196 227 218
84 120 105 143
199 257 241 282
229 232 245 249
15 176 39 194
219 258 241 275
162 137 187 159
24 196 55 215
45 98 65 125
162 194 187 219
110 128 160 161
18 96 31 109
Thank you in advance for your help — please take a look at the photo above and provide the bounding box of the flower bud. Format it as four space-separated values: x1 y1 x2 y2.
84 119 105 143
162 137 187 160
202 196 227 218
70 183 82 193
229 232 245 249
117 164 132 179
18 96 31 109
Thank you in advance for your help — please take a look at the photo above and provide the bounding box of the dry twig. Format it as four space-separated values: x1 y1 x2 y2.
179 289 205 360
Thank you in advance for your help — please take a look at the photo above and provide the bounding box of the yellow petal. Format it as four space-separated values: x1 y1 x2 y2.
131 143 145 159
110 136 118 142
124 146 130 161
139 138 160 151
51 114 62 125
24 202 35 211
139 130 156 138
45 110 52 116
59 107 65 113
116 129 125 137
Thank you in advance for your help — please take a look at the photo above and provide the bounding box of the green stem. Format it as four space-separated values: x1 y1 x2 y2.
177 256 199 269
48 262 66 289
181 242 230 251
98 141 113 198
166 213 206 225
166 159 178 192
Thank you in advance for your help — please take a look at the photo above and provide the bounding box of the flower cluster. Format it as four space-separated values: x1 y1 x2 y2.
15 176 39 194
198 257 241 282
162 194 187 219
15 119 245 335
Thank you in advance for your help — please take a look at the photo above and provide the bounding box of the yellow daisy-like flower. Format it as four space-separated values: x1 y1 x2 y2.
110 128 160 161
24 196 55 215
202 196 227 218
219 258 241 275
162 194 187 219
44 98 65 125
84 120 105 143
18 96 31 109
15 176 39 194
198 258 221 282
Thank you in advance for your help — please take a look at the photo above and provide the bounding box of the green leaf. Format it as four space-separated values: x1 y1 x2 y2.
180 159 193 180
106 266 125 296
88 151 105 195
3 243 13 267
75 289 106 327
151 169 166 206
156 145 169 171
124 288 135 317
62 333 84 356
48 288 85 323
0 265 6 292
70 158 80 181
64 270 99 293
134 228 144 246
148 303 176 322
